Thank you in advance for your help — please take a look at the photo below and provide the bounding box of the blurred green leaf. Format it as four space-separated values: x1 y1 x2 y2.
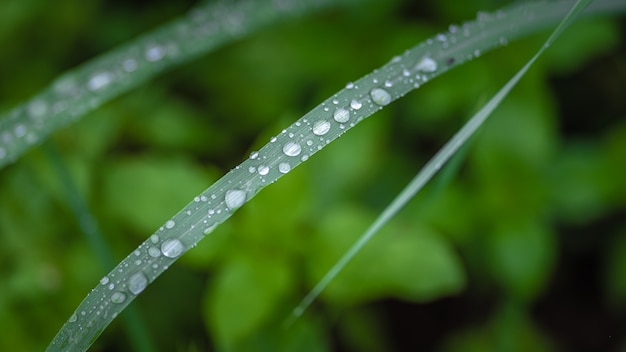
309 204 465 305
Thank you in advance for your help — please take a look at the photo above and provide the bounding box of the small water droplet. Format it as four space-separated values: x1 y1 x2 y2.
384 80 393 88
108 283 115 290
248 166 256 173
128 272 148 295
283 142 302 156
225 189 246 209
415 56 438 73
145 45 166 61
88 72 113 91
203 224 217 235
333 108 350 123
148 247 161 257
111 291 126 303
370 88 391 106
123 59 138 72
14 125 26 138
100 276 110 285
150 235 159 243
350 99 362 110
69 313 77 322
278 162 291 174
346 82 354 89
165 220 175 229
258 165 269 175
312 120 331 135
249 151 259 159
436 33 447 42
161 239 184 258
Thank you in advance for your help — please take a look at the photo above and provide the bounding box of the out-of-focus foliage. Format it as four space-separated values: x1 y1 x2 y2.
0 0 624 351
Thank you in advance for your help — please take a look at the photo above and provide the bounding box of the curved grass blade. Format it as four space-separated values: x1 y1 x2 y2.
287 0 596 323
0 0 360 169
47 1 625 350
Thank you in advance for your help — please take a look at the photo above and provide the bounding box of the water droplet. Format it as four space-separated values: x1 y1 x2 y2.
350 99 362 110
88 72 113 91
283 142 302 157
165 220 175 229
248 166 256 173
436 33 447 42
225 189 246 209
415 56 438 73
14 125 26 138
249 151 259 159
69 313 77 322
128 272 148 295
370 88 391 106
312 120 331 135
278 162 291 174
161 239 184 258
145 45 166 61
333 108 350 123
100 276 110 285
258 165 269 175
123 59 138 72
111 291 126 303
148 247 161 257
150 234 159 243
346 82 354 89
27 100 48 119
384 80 393 88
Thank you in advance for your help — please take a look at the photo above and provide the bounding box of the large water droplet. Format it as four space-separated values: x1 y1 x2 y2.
312 120 331 136
100 276 110 285
370 88 391 106
333 108 350 123
128 272 148 295
225 189 246 209
350 99 362 110
283 142 302 157
415 56 438 72
111 291 126 304
88 72 113 91
278 162 291 174
165 220 175 229
258 165 269 175
161 239 184 258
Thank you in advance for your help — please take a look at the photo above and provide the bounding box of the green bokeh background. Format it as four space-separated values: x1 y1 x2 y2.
0 0 625 351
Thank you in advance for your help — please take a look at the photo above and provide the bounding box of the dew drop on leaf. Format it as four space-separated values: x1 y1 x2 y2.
87 72 113 91
333 108 350 123
161 239 184 258
283 142 302 156
111 292 126 304
128 272 148 295
312 120 331 136
370 88 391 106
415 56 438 72
278 162 291 174
225 189 246 209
